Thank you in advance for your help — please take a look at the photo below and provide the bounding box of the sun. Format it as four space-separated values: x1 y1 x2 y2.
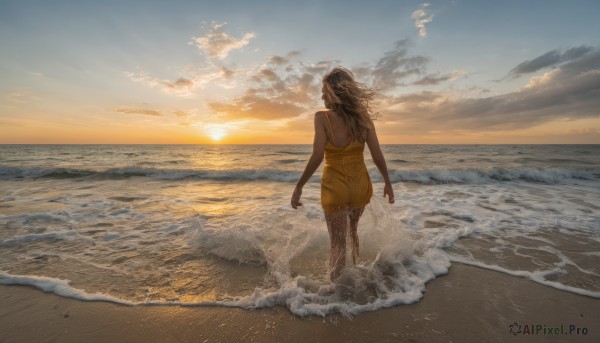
205 124 229 142
209 128 226 141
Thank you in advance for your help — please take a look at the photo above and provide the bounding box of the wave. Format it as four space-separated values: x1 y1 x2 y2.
0 244 453 317
0 271 135 305
0 166 300 182
0 165 598 184
2 193 599 317
0 230 94 247
387 166 599 184
514 157 596 164
275 150 307 155
276 159 303 164
3 237 598 317
449 256 600 299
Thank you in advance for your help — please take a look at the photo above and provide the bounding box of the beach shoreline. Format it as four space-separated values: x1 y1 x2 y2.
1 263 597 342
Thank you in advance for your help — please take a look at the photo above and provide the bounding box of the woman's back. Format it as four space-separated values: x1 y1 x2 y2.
324 110 365 149
321 110 372 213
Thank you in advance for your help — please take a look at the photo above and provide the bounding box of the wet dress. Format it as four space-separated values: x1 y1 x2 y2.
320 112 373 213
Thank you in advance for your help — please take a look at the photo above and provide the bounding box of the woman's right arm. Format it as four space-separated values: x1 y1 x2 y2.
291 112 326 209
366 121 395 203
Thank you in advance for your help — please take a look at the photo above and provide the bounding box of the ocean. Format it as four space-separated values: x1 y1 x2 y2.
0 144 598 317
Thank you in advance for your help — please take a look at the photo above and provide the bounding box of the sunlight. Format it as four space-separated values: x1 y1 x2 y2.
205 124 228 141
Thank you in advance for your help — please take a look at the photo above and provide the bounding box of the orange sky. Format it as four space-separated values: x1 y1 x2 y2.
1 2 599 144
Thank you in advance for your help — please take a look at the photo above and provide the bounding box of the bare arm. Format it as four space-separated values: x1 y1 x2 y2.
366 121 395 203
291 112 326 208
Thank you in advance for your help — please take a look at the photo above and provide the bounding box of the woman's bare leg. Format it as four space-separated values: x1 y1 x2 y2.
348 206 365 265
324 208 348 281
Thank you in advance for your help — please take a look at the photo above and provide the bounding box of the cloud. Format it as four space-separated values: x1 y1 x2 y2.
208 53 333 120
126 21 256 96
381 47 600 132
209 95 306 120
125 69 220 97
268 51 301 65
507 46 594 78
369 39 430 91
350 63 373 81
524 68 561 89
250 68 281 83
207 41 440 121
109 107 163 116
191 21 255 59
172 110 192 117
301 60 340 75
220 66 236 79
412 70 465 86
164 77 194 90
411 3 433 37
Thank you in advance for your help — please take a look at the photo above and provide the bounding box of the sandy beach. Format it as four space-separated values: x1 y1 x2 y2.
2 0 600 340
1 263 597 342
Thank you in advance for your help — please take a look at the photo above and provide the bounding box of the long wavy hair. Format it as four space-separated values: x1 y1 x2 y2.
322 67 379 143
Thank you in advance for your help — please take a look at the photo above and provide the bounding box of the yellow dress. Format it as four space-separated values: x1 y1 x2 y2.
320 112 373 213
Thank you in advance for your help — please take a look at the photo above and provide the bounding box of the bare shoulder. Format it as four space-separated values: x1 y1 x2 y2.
368 116 376 125
314 110 327 122
366 117 376 132
365 118 379 145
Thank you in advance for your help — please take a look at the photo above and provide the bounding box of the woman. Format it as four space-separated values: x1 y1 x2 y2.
291 67 395 281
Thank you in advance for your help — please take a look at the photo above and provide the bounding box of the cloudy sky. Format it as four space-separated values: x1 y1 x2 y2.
1 0 599 144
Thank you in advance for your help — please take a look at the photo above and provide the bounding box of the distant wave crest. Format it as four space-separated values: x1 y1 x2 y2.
386 166 600 184
0 166 301 182
0 165 598 184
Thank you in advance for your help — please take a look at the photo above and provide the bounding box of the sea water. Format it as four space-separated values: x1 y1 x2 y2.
0 144 598 317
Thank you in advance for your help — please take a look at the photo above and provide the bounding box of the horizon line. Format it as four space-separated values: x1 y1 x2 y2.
1 143 598 146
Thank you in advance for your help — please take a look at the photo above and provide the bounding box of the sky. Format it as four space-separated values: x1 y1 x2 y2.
1 0 599 144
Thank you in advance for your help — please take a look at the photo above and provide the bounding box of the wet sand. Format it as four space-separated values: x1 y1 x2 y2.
0 263 597 342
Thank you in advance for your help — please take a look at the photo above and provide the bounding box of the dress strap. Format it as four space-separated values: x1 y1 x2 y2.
324 111 335 146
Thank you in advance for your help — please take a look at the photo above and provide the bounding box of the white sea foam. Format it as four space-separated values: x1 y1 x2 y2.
0 183 598 317
0 271 133 304
448 256 600 298
0 232 454 317
0 194 462 317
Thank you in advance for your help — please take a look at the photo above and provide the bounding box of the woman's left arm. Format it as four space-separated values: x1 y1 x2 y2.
291 112 327 209
366 120 395 204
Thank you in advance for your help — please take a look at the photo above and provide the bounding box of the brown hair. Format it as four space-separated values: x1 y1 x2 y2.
322 67 378 143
